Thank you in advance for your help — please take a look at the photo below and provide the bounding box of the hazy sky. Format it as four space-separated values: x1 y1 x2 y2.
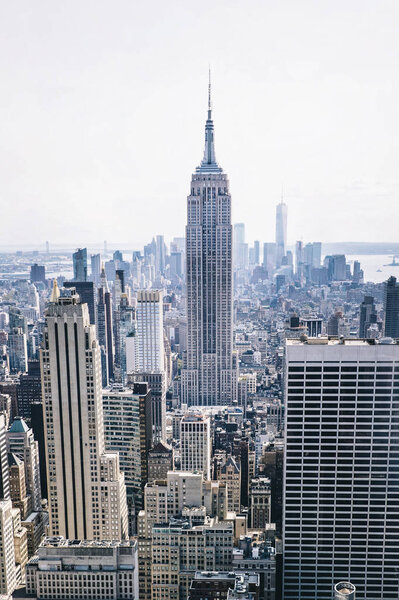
1 0 398 249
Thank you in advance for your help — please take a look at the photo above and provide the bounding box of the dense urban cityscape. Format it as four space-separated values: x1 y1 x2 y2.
0 75 398 600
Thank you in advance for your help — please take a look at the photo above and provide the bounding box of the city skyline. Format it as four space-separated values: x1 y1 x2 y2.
1 3 399 599
1 1 399 246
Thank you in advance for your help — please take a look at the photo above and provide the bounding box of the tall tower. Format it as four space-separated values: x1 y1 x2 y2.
275 198 287 267
181 76 236 406
0 499 16 596
384 275 399 338
40 285 128 541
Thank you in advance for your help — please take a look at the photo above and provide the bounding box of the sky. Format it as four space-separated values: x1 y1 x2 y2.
0 0 398 249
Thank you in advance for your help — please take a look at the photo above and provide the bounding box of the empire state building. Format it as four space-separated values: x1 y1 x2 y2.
181 81 237 406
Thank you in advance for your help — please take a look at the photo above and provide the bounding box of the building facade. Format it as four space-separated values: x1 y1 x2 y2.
180 414 211 480
181 83 236 406
40 286 128 541
26 536 139 600
284 338 399 599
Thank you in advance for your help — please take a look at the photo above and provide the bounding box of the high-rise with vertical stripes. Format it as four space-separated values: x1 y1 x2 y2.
40 283 128 541
181 79 236 406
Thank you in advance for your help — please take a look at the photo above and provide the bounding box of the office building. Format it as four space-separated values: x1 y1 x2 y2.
64 281 96 324
234 223 248 270
263 243 277 276
151 518 233 600
359 296 378 338
134 290 166 440
147 441 173 483
8 327 28 373
30 264 46 284
30 402 47 500
6 416 41 512
40 285 128 541
90 253 101 285
135 290 164 371
103 384 153 532
180 414 211 479
26 537 139 600
113 294 135 384
137 470 204 600
97 266 114 384
249 478 271 529
189 572 260 600
8 452 29 518
384 276 399 338
233 535 276 600
275 200 287 267
181 81 236 406
17 359 42 419
72 247 87 281
130 370 166 443
302 317 323 338
284 337 399 599
0 413 10 500
0 499 16 596
254 240 260 266
219 455 241 513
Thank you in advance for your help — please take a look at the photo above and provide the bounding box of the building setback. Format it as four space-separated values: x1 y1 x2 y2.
181 79 236 406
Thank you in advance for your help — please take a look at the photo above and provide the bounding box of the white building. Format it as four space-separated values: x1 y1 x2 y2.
134 290 164 372
180 414 211 480
0 499 16 597
26 536 138 600
181 82 236 406
0 413 10 500
40 285 128 541
284 337 399 600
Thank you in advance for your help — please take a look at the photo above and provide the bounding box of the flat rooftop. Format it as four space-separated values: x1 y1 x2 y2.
286 337 382 346
41 536 133 548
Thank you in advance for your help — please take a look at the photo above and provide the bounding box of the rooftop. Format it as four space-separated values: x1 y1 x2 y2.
286 336 398 346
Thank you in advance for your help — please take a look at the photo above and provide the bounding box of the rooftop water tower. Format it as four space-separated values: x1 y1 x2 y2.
334 582 356 600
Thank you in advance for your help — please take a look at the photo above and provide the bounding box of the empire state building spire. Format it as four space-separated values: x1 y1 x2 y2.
197 70 222 173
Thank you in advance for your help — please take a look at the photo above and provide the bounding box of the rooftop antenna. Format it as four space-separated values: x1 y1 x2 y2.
208 65 212 116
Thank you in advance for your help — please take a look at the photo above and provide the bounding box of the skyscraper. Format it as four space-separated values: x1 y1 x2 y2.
0 413 10 500
6 416 41 512
0 499 16 596
180 414 211 480
275 199 287 267
72 247 87 282
8 327 28 373
103 382 152 533
384 276 399 338
358 295 377 338
284 337 399 599
134 290 166 440
181 78 236 406
135 290 164 372
97 266 114 385
40 285 128 540
90 253 101 286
